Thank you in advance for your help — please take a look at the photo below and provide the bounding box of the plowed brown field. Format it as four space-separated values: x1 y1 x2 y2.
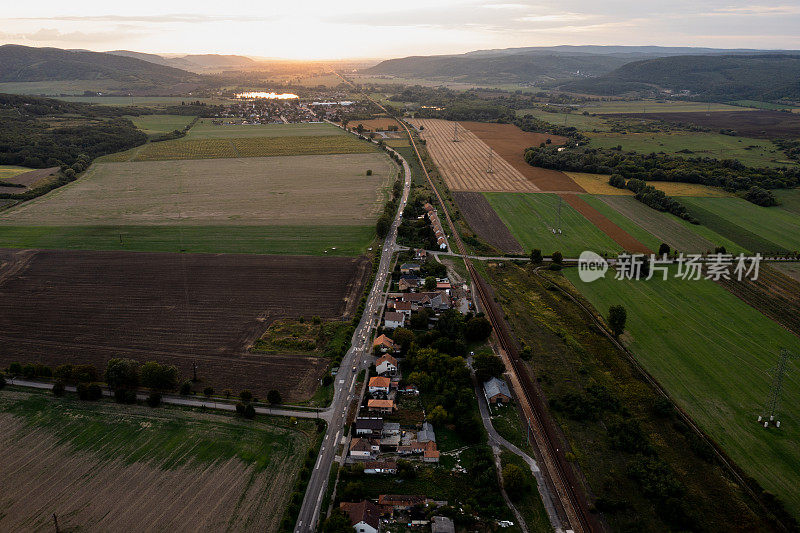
0 249 368 401
409 118 540 192
452 191 523 254
460 121 584 192
559 194 651 254
608 110 800 138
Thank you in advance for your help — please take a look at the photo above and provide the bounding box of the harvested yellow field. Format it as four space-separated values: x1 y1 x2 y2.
409 118 540 192
566 172 733 197
102 135 375 162
566 172 634 195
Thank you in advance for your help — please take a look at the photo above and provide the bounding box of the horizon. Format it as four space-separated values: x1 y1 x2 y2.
2 0 800 60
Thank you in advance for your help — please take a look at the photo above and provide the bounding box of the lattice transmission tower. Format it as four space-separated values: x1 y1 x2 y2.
758 348 796 428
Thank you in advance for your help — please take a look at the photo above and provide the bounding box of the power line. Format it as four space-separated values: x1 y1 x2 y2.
758 348 796 428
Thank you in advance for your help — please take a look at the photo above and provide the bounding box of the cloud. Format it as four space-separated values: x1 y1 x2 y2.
13 14 276 24
1 27 146 44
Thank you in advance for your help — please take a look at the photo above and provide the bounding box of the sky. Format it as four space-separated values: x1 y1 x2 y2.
2 0 800 60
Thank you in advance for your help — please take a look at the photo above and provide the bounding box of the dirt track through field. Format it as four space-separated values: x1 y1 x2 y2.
452 191 523 254
459 121 584 192
0 249 369 401
0 414 296 532
409 118 540 192
559 194 651 254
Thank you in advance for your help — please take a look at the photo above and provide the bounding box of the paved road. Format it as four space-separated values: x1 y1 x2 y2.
468 365 564 532
293 143 412 533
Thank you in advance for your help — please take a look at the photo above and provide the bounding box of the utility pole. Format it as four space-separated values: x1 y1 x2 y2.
758 348 796 428
53 514 60 533
487 147 494 174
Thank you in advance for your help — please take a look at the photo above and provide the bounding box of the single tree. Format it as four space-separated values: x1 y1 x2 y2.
376 215 391 238
179 381 192 396
608 305 627 337
267 389 282 405
203 387 214 398
424 276 437 291
240 389 254 403
465 316 492 342
502 463 529 500
530 248 543 264
428 405 449 426
551 251 563 265
105 358 140 391
52 380 66 397
658 243 671 257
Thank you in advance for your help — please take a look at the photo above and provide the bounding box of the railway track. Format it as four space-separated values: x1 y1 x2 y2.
334 71 597 533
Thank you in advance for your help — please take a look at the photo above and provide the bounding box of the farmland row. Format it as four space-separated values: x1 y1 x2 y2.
101 135 375 162
410 118 540 192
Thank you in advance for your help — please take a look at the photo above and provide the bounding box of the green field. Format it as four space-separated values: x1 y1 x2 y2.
0 152 394 255
0 225 375 255
588 132 790 168
580 100 750 114
774 188 800 215
185 120 345 139
563 267 800 518
729 100 800 111
102 133 373 162
0 80 121 95
578 195 662 252
682 197 800 252
589 195 748 255
127 114 197 135
516 108 612 131
0 389 314 532
484 192 621 256
59 95 228 105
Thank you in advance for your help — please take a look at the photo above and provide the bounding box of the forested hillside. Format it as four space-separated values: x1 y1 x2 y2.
560 54 800 100
0 45 199 86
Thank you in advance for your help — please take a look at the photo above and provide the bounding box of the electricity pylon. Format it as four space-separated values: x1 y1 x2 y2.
758 348 796 428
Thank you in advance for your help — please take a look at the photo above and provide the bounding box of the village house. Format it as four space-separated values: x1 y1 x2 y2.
349 437 380 459
417 422 436 443
364 460 398 474
400 263 421 275
340 500 381 533
398 276 421 292
375 354 398 375
423 448 440 463
431 516 456 533
378 494 428 511
393 301 412 316
373 334 397 354
355 417 384 438
367 399 395 414
414 249 428 261
399 385 419 395
484 376 512 405
382 422 401 437
384 312 405 329
368 376 391 395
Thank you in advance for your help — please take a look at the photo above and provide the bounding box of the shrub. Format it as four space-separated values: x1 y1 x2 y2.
114 388 137 404
179 381 192 396
240 389 253 403
36 364 52 378
203 387 215 398
71 364 98 384
235 402 246 415
52 380 66 397
8 362 22 375
22 364 36 379
0 373 5 389
147 392 162 407
244 403 256 419
77 383 90 400
88 383 103 401
140 361 178 391
105 358 140 390
267 390 282 405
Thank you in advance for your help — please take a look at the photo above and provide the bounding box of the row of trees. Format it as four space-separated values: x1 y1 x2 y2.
524 145 800 195
610 176 699 220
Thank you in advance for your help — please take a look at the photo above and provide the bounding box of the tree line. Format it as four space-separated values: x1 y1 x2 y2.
525 145 799 201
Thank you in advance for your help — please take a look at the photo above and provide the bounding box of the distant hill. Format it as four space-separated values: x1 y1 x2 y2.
559 54 800 100
364 46 800 92
365 50 629 83
0 45 199 87
108 50 256 72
